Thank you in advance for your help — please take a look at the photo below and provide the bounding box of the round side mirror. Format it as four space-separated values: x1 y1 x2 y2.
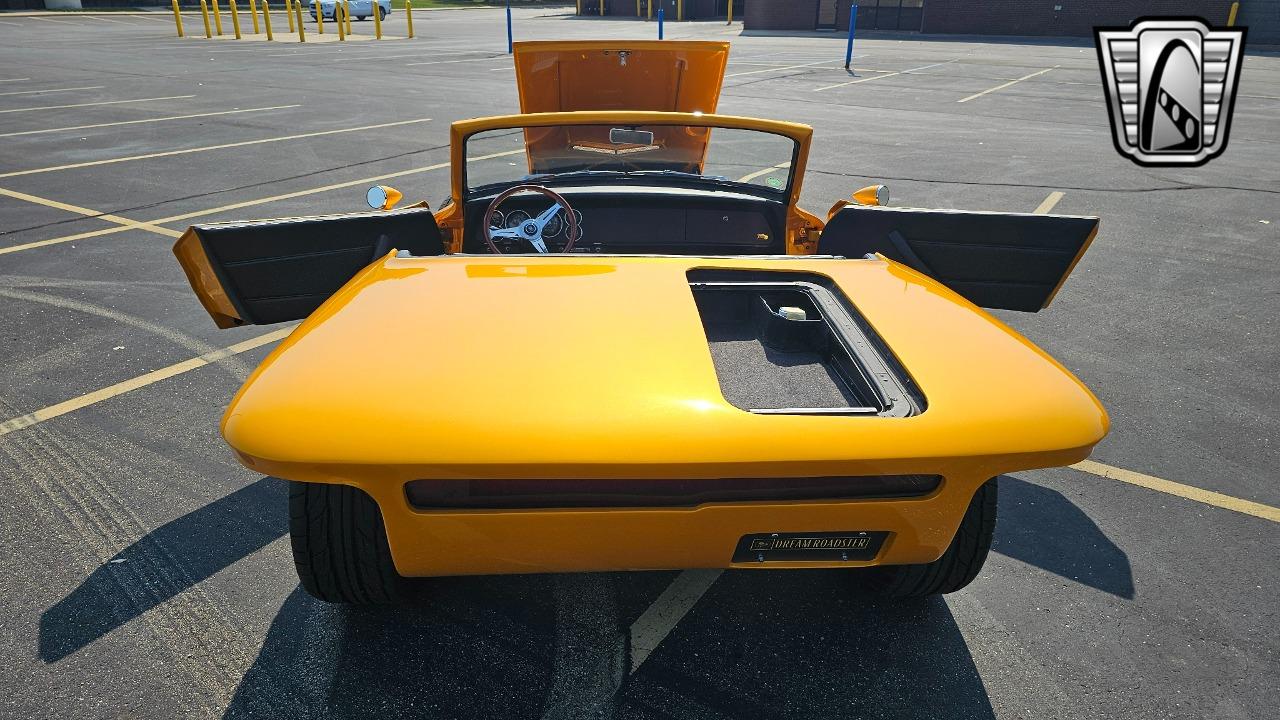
852 184 890 207
365 185 403 211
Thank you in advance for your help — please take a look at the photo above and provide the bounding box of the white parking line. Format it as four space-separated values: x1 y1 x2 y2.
957 66 1058 103
0 85 105 97
813 60 958 92
0 104 302 139
405 56 510 67
629 569 722 672
0 94 196 115
0 78 32 83
0 117 431 179
726 60 832 78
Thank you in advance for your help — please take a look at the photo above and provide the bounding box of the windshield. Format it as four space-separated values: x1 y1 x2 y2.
465 123 796 196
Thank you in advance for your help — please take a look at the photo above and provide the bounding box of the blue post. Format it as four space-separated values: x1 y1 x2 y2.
658 7 663 38
844 4 858 70
506 0 513 53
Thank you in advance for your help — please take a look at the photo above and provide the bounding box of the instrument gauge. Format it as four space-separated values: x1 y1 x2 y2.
542 212 565 238
505 210 532 228
487 210 505 231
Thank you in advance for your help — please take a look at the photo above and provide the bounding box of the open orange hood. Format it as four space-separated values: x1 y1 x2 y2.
512 40 730 114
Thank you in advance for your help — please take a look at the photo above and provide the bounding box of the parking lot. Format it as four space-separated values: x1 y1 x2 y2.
0 6 1277 719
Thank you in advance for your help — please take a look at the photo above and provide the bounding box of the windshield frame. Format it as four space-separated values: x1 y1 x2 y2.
450 112 813 208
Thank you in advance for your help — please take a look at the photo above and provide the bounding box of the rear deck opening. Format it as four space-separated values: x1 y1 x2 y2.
688 269 922 416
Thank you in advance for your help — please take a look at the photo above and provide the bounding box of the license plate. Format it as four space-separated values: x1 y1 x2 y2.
732 531 888 563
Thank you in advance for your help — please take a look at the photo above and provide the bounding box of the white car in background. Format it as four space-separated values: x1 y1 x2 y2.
310 0 391 22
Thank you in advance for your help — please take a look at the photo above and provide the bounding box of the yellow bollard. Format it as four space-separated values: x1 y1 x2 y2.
372 0 382 39
199 0 212 37
170 0 185 36
647 0 652 20
285 0 294 32
230 0 242 38
345 0 352 34
677 0 683 21
249 0 260 33
336 2 345 40
316 0 324 34
726 0 733 24
262 0 273 39
404 0 413 38
575 0 581 16
294 0 305 41
1228 1 1239 26
212 0 224 35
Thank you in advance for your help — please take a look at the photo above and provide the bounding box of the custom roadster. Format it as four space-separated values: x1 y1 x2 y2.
174 41 1107 604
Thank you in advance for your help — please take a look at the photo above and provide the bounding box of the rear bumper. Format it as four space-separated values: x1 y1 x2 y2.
359 475 986 577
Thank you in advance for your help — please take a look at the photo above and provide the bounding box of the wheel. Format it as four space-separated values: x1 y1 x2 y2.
867 477 998 598
378 5 387 21
289 479 421 604
357 15 367 20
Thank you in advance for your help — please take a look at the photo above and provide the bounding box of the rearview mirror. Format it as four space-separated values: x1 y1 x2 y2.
366 185 404 211
609 128 655 146
853 184 889 207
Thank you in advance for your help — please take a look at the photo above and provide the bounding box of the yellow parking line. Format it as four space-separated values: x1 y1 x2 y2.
957 66 1058 103
0 118 432 179
0 85 104 97
1033 191 1065 214
736 161 790 183
0 187 182 238
0 149 525 256
1071 460 1280 524
0 326 296 438
0 94 197 115
0 104 302 139
813 60 957 92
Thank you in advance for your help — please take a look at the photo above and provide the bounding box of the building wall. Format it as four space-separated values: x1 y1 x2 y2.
1237 0 1280 44
744 0 819 30
920 1 1236 37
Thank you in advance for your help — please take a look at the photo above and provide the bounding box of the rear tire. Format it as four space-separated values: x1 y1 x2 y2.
289 480 420 604
378 6 387 21
867 477 998 598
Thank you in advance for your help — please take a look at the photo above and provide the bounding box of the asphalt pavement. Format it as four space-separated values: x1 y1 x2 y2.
0 7 1277 719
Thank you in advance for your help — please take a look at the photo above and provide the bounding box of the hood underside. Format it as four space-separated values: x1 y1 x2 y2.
223 255 1107 480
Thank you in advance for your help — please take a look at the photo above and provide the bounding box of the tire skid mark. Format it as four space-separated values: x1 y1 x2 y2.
0 288 252 381
0 400 256 709
540 574 628 720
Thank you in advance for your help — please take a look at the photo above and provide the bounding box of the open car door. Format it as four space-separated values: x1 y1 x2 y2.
173 208 444 328
817 205 1099 312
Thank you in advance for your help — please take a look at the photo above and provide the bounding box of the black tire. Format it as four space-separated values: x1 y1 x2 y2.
357 15 367 20
289 479 420 604
868 477 998 598
378 6 387 21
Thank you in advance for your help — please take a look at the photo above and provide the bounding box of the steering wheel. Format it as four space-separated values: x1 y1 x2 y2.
483 184 579 254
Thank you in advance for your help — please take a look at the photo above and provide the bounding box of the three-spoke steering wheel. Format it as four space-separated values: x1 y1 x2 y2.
482 184 579 254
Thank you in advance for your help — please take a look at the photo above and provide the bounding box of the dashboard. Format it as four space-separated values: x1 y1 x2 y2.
460 185 787 255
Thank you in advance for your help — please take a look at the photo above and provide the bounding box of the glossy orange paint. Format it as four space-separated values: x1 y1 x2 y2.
226 254 1107 576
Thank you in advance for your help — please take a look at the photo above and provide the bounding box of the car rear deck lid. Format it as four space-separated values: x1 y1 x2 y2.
512 40 730 114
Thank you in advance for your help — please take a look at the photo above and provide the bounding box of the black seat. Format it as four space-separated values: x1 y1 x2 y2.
818 205 1099 312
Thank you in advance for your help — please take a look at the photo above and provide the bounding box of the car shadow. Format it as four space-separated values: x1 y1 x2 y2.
37 476 287 663
37 472 1133 697
994 476 1135 599
221 572 993 720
